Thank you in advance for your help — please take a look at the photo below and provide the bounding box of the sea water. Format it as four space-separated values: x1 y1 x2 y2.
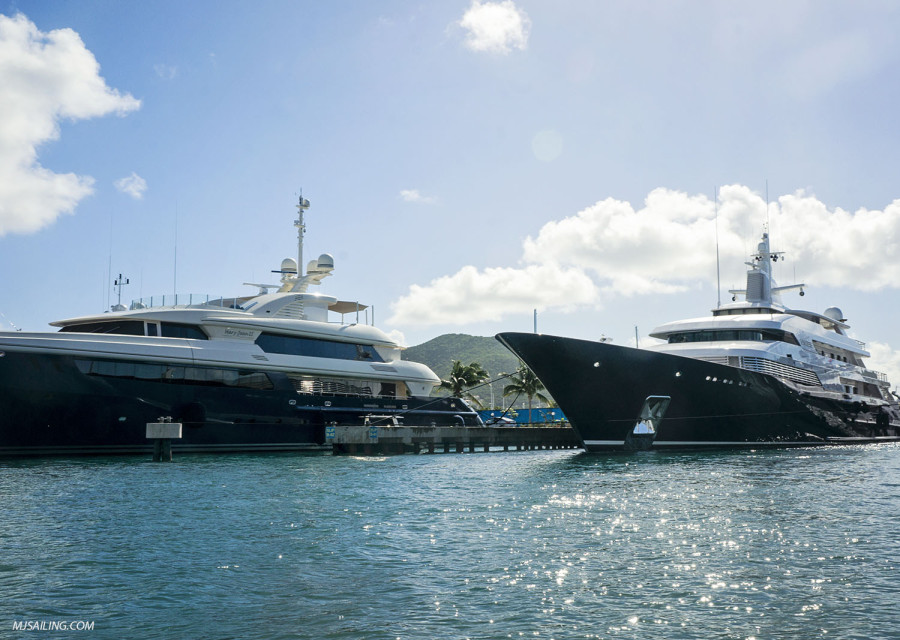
2 445 899 639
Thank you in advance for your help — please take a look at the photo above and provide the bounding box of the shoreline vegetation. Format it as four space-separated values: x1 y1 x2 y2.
405 333 559 419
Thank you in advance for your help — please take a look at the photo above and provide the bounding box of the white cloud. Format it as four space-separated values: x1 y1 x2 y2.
867 342 900 394
386 329 407 348
389 263 597 326
114 172 147 199
0 13 140 236
400 189 437 204
153 63 177 80
458 0 530 54
521 186 747 296
389 185 900 327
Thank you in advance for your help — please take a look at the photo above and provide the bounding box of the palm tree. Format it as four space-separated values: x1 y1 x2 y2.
502 364 551 425
439 360 489 409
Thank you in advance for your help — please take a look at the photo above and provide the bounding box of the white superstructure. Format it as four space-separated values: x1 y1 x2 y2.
18 196 440 399
648 232 894 407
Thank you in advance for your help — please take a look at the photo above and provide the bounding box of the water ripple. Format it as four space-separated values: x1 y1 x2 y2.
1 445 900 638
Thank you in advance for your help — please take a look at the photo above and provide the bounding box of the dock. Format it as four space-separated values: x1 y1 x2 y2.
327 424 581 455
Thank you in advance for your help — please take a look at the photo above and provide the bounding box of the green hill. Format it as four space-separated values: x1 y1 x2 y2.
402 333 520 382
402 333 530 410
403 333 546 409
403 333 560 410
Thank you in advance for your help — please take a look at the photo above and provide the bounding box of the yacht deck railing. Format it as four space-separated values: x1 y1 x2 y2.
130 294 235 310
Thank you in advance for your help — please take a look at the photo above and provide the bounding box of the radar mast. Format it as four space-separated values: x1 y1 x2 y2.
295 193 310 279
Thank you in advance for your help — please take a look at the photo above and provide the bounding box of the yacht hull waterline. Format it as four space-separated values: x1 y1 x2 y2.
496 332 900 451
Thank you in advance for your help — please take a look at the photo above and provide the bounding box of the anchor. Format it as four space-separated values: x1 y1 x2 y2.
624 396 671 451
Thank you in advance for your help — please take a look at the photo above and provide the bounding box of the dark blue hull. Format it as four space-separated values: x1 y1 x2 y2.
497 332 900 451
0 350 480 456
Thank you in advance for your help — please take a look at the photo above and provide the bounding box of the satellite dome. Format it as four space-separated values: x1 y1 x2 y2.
317 253 334 270
823 307 846 323
280 258 298 274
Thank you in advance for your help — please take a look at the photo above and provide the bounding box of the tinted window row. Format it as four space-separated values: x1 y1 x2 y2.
61 320 145 335
667 329 799 345
75 359 273 389
60 321 208 340
256 333 384 362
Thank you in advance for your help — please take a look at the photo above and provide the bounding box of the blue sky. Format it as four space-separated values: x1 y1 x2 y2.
3 1 900 381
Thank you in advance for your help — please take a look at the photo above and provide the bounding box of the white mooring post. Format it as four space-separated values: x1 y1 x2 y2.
146 416 183 462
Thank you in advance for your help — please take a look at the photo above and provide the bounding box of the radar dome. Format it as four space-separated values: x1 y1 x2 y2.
280 258 298 274
824 307 846 323
317 253 334 270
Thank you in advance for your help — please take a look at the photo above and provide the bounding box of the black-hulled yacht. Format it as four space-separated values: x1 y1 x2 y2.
0 197 481 455
498 231 900 451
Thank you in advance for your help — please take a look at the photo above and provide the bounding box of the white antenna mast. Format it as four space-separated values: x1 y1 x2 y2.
715 186 721 308
114 273 130 308
173 199 179 299
295 192 310 278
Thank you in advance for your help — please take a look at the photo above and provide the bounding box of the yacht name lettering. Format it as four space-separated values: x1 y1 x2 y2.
223 328 256 339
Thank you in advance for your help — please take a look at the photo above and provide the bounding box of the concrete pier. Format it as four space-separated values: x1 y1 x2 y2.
328 425 581 456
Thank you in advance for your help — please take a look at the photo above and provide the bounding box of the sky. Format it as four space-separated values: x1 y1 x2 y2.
2 1 900 382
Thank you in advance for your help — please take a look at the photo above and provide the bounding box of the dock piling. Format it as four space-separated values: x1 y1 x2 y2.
146 417 182 462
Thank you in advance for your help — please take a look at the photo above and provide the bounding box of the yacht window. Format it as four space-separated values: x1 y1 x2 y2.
146 323 158 337
380 382 396 397
59 321 145 336
286 376 409 398
667 329 799 345
160 323 208 340
256 333 384 362
75 358 273 389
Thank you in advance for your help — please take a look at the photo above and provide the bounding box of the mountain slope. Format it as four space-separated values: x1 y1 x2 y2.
402 333 520 383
